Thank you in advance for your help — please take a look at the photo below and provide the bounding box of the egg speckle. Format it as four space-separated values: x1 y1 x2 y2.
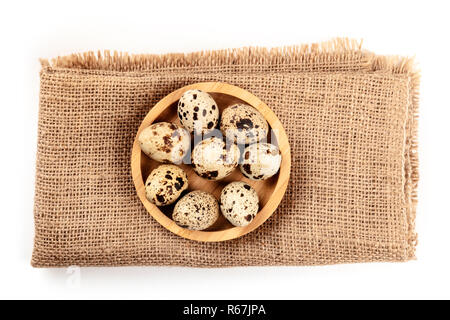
145 165 188 206
191 137 240 180
220 182 259 227
220 103 269 144
178 89 219 135
240 143 281 180
173 190 219 230
139 122 190 164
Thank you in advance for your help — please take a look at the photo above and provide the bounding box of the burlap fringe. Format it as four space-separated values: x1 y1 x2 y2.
39 38 420 258
41 38 367 71
370 55 420 258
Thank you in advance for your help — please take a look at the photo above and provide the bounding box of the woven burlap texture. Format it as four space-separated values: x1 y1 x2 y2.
32 39 419 267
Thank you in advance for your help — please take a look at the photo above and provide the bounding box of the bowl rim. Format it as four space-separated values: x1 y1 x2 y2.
131 82 291 242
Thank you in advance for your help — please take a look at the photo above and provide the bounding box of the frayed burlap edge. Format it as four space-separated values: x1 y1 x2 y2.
371 55 420 259
40 38 367 71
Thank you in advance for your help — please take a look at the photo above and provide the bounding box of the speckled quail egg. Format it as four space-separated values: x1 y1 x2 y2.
145 164 188 206
191 137 240 180
178 89 219 135
220 182 259 227
139 122 190 164
240 143 281 180
220 103 269 144
172 190 219 230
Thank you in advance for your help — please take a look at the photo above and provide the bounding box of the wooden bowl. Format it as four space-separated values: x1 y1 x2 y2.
131 82 291 242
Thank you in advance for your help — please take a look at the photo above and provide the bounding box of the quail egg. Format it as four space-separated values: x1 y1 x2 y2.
220 182 259 227
240 143 281 180
172 190 219 230
145 164 188 206
191 137 240 180
178 89 219 135
220 103 269 144
138 122 190 164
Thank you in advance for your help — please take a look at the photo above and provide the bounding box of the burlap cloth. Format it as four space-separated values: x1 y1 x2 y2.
32 39 419 267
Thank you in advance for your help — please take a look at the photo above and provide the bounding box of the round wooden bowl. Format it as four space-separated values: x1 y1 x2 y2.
131 82 291 242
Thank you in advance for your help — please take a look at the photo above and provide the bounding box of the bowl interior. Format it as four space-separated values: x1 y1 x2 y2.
140 92 279 231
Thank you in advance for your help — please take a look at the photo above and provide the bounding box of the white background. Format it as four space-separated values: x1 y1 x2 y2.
1 0 449 300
